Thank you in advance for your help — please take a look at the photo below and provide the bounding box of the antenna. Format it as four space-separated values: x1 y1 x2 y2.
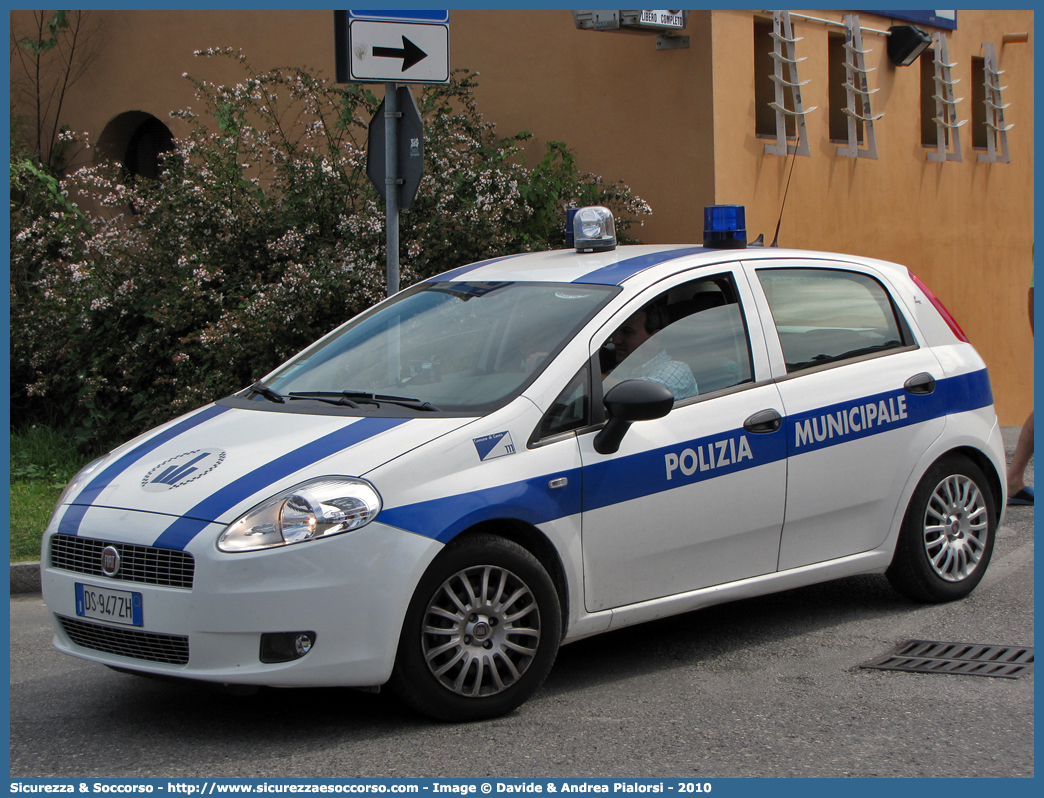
770 149 798 247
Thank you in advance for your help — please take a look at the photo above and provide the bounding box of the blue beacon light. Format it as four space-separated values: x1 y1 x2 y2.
703 205 747 249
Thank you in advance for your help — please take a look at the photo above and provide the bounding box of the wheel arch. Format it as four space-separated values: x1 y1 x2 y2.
948 445 1004 513
886 446 999 602
895 444 1004 544
445 518 570 638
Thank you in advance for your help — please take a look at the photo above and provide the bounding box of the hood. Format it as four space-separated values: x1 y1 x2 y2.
61 404 473 527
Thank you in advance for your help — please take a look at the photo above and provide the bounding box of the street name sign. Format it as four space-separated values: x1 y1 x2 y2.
638 10 686 29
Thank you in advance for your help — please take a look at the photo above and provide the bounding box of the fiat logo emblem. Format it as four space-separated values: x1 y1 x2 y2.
101 546 121 577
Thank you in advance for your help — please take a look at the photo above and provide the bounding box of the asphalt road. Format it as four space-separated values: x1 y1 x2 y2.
10 453 1034 779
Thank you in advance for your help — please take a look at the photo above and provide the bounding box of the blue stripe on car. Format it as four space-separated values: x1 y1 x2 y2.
583 424 786 512
573 247 704 286
379 369 993 542
427 253 530 283
935 367 994 413
431 248 703 287
786 369 992 457
377 469 583 544
57 404 230 537
151 416 409 551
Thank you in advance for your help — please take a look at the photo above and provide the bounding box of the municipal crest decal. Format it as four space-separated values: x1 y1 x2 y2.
142 449 226 492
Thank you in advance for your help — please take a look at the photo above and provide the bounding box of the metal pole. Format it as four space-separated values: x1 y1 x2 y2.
383 83 401 386
384 82 400 297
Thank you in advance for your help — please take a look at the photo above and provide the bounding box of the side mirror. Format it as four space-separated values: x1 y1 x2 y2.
593 380 674 455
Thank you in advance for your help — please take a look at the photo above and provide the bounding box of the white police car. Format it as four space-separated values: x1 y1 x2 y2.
42 205 1006 721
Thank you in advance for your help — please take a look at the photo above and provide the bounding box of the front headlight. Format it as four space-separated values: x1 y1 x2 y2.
217 477 382 553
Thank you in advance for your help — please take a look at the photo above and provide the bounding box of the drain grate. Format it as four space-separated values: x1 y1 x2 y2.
860 639 1034 679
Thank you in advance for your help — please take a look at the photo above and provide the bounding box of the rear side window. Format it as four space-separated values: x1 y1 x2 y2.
757 268 907 373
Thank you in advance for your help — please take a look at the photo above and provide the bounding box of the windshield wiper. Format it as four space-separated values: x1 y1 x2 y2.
288 391 371 408
288 391 438 412
246 382 286 404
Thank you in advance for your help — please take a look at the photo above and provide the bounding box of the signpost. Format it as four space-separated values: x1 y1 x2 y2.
335 10 449 296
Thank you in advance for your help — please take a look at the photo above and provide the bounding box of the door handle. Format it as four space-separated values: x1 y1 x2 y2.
904 372 936 395
743 409 782 434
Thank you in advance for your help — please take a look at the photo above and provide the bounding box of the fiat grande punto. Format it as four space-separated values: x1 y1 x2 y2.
42 205 1006 721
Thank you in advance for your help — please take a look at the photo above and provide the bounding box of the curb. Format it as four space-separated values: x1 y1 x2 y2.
11 561 41 595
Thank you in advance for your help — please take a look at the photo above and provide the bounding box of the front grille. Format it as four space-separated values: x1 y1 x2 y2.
57 615 190 665
51 534 194 589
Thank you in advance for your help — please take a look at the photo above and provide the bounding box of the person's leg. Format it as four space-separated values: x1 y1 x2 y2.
1007 410 1034 501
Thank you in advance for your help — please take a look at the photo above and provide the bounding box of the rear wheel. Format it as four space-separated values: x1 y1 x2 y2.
391 534 561 721
887 455 996 602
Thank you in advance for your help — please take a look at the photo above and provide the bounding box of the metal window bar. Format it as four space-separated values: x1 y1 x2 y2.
928 32 966 162
978 42 1012 164
766 10 817 157
780 11 890 37
837 14 882 159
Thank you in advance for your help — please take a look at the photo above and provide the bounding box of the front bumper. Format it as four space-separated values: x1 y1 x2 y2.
41 508 442 687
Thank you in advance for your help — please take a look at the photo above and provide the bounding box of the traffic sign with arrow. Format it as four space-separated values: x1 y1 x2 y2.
345 18 449 84
373 36 429 71
333 11 449 296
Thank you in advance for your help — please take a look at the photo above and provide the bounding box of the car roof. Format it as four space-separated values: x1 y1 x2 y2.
428 244 903 289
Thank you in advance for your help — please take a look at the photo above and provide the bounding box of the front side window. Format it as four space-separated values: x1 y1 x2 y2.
600 275 754 401
260 281 615 413
757 268 907 373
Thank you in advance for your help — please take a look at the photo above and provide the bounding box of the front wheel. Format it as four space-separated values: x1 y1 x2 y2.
390 534 562 721
887 455 997 603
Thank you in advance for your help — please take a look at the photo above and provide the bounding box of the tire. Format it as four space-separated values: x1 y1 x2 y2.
886 454 997 603
390 534 562 721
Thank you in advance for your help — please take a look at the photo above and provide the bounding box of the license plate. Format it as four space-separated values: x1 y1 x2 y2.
75 583 143 627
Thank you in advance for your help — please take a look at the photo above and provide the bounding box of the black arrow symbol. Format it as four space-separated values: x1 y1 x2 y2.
373 36 428 71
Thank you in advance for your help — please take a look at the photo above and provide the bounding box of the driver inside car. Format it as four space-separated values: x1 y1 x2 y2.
601 299 698 401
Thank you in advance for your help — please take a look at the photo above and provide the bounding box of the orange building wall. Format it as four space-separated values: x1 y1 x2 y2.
450 10 718 246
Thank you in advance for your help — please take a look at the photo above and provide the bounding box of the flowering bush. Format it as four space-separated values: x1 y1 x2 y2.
10 50 651 448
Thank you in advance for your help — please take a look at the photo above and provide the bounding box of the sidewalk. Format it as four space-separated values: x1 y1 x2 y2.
9 426 1031 594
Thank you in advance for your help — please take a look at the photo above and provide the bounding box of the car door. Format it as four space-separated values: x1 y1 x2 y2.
577 268 788 612
745 259 946 571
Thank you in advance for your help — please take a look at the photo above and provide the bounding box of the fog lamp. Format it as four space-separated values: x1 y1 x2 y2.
260 632 317 663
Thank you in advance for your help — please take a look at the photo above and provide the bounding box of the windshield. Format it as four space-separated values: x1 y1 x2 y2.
260 281 616 413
